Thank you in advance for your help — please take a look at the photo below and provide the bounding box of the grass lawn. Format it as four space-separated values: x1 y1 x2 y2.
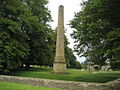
0 81 65 90
9 67 120 83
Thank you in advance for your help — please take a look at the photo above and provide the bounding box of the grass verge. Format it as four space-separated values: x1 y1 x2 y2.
8 67 120 83
0 81 65 90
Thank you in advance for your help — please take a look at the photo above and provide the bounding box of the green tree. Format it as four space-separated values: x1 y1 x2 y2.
23 0 54 68
70 0 120 70
0 0 30 72
65 46 81 69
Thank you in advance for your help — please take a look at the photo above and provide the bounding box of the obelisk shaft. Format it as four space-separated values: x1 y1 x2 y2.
53 5 66 73
56 5 64 58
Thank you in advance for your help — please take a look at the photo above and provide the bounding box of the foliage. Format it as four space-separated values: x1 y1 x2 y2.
70 0 120 70
65 46 81 69
0 0 81 73
0 0 55 72
0 0 30 73
22 0 54 68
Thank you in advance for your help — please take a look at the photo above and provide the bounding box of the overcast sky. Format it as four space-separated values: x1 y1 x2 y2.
48 0 87 62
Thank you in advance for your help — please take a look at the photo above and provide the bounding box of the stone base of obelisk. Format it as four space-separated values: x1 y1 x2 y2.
53 57 67 74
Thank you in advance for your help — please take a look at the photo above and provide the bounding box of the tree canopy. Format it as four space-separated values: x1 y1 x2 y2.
70 0 120 70
0 0 80 73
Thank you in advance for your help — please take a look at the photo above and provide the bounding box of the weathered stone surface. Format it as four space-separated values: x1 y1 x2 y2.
53 62 67 74
0 75 120 90
53 5 66 73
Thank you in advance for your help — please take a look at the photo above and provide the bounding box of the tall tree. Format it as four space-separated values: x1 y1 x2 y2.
0 0 30 72
23 0 54 68
70 0 120 70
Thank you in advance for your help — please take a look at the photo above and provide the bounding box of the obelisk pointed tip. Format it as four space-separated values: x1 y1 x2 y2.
59 5 64 7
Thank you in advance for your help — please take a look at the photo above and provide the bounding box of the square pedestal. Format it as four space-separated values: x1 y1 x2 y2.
53 62 66 74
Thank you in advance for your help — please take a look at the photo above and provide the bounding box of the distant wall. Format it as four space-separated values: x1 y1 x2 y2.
0 75 120 90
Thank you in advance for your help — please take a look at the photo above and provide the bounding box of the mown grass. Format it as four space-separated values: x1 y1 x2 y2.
0 81 65 90
9 67 120 83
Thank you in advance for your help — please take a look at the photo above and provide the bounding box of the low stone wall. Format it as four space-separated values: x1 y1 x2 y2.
0 75 120 90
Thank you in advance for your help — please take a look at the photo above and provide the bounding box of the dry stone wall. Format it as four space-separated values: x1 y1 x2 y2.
0 75 120 90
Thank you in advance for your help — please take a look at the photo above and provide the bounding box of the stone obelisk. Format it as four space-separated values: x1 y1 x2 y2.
53 5 66 73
